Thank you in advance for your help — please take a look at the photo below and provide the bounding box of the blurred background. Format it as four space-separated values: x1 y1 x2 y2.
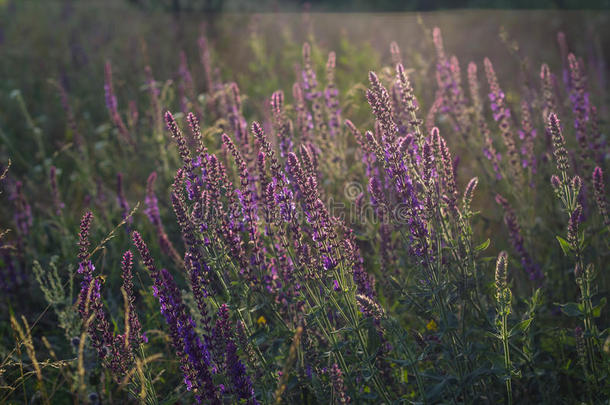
1 0 608 136
0 0 608 214
126 0 610 11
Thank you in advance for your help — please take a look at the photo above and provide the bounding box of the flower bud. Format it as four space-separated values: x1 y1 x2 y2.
571 175 582 195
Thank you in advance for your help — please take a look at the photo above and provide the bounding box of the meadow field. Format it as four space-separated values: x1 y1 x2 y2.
0 1 609 403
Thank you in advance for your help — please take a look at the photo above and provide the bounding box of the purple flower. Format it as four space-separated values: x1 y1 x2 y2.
104 61 133 145
121 250 142 349
133 231 219 404
11 185 30 241
495 195 542 281
592 167 609 227
144 172 161 227
567 53 593 174
325 52 341 137
226 341 259 404
548 113 570 174
567 204 582 251
484 58 521 182
329 363 350 404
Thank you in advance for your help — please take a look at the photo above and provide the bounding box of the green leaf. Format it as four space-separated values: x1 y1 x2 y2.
389 276 403 290
556 235 571 256
557 302 583 317
592 297 607 318
475 238 491 252
511 369 523 378
425 377 456 402
485 331 502 340
387 357 417 367
509 318 533 337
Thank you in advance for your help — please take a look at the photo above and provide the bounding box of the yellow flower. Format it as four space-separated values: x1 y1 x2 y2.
257 316 267 326
426 319 437 332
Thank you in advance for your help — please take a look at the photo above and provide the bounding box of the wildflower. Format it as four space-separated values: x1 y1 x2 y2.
257 316 266 326
367 71 396 148
567 53 592 172
293 82 313 142
396 63 424 144
178 50 196 113
495 251 512 312
462 177 478 214
550 175 562 196
78 211 93 263
132 231 158 279
355 294 385 321
325 51 341 137
211 304 231 361
540 63 558 126
329 363 350 404
468 62 482 116
592 167 609 227
484 58 521 182
104 61 132 145
495 195 542 280
226 341 259 404
121 250 142 348
77 212 97 320
589 106 606 165
11 181 32 237
571 175 582 194
134 231 219 405
270 90 293 158
519 100 536 174
567 204 582 252
144 172 161 227
434 130 457 211
390 41 402 65
432 28 470 137
144 65 163 136
301 43 318 98
426 319 438 332
574 263 583 279
165 111 193 177
198 35 214 93
548 113 569 175
144 172 183 267
574 327 586 370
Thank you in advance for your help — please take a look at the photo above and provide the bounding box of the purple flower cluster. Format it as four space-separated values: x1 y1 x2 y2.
432 28 471 137
484 58 522 183
592 167 609 227
495 195 542 281
329 363 350 404
104 61 133 145
364 66 435 261
76 213 142 377
131 230 260 404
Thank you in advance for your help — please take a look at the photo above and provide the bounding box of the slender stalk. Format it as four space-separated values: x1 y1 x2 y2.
501 312 513 405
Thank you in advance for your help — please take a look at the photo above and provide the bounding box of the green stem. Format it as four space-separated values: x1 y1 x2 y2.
501 313 513 405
